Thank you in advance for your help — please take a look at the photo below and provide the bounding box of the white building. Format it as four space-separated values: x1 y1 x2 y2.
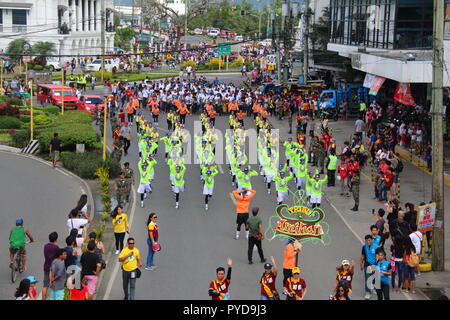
0 0 115 60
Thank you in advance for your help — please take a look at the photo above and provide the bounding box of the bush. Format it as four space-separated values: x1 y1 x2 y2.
183 60 197 69
37 110 99 152
92 71 112 81
0 101 20 117
60 151 121 179
0 116 22 129
44 105 61 116
0 96 22 106
207 57 225 70
21 115 30 123
33 65 44 71
11 130 29 148
34 114 53 126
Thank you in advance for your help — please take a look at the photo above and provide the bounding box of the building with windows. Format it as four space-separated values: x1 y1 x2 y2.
327 0 439 85
0 0 115 59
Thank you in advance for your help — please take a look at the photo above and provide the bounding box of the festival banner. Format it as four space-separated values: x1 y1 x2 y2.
363 73 376 88
369 76 385 96
417 202 436 233
265 190 330 245
394 83 416 106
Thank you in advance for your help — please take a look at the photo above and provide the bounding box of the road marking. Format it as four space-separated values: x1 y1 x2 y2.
229 192 236 205
103 187 137 300
218 164 224 174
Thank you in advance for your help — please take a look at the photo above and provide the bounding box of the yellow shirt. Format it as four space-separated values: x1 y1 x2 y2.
112 213 128 233
119 247 141 272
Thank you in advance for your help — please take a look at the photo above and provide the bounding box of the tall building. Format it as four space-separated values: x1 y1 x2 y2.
0 0 115 57
327 0 435 85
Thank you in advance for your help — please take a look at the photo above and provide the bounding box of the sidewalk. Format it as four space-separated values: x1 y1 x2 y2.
268 116 450 300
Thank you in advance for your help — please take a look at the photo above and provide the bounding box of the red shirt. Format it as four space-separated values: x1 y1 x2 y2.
118 112 126 123
260 272 277 298
285 277 307 300
385 172 394 187
70 284 88 300
209 279 230 300
338 164 348 179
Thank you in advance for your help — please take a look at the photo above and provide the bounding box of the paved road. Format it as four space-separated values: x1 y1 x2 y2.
96 108 374 300
180 35 208 46
0 151 88 299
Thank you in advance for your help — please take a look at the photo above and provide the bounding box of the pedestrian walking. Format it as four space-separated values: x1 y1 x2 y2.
119 237 143 300
208 258 233 300
350 170 360 211
232 189 256 240
282 240 301 284
359 235 377 299
49 249 67 300
111 205 129 255
332 259 355 299
80 240 102 300
120 122 132 156
260 256 279 300
283 267 307 300
115 172 128 206
15 278 34 300
123 162 135 203
49 132 62 168
145 213 159 270
67 275 89 300
246 207 266 264
374 249 392 300
326 150 337 187
138 160 152 208
42 232 59 300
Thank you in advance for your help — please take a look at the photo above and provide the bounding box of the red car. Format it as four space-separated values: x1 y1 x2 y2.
37 84 79 110
78 95 104 114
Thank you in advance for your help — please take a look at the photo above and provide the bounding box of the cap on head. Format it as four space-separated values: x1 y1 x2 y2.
264 263 273 270
342 260 350 266
315 174 320 178
292 267 301 274
176 165 181 170
16 218 23 226
206 170 212 174
25 276 38 284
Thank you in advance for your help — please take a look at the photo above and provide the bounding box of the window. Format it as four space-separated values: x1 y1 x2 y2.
12 9 27 25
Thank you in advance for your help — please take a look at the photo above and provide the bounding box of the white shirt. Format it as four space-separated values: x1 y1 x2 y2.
409 231 423 254
67 218 89 235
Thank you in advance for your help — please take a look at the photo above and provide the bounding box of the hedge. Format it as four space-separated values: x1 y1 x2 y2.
44 105 61 115
11 130 29 148
60 151 121 179
0 116 22 129
37 111 99 152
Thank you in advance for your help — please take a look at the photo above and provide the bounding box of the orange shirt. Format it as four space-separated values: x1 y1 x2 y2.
283 243 297 269
125 103 135 114
152 106 160 115
237 112 245 121
177 104 188 115
205 103 213 112
228 101 238 111
252 103 261 113
232 189 256 214
208 109 216 119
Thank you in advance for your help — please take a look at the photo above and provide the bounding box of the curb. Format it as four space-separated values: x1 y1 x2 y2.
394 145 450 187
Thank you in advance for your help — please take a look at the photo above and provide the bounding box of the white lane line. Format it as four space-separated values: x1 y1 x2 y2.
103 187 137 300
229 192 236 205
323 193 413 301
218 164 224 174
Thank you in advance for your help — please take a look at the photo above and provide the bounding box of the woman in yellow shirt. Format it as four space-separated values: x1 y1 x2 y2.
111 205 130 254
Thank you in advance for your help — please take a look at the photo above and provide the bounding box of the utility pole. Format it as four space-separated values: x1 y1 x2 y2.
278 0 287 85
184 0 189 50
303 0 309 83
101 0 105 84
431 0 445 271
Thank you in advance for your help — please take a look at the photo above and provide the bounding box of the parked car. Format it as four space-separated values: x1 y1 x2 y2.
83 59 119 73
37 84 79 110
46 57 62 72
207 29 220 38
78 95 104 114
194 28 203 35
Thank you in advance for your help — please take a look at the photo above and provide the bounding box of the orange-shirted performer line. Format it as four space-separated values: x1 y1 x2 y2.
176 102 189 126
232 189 256 240
208 258 233 300
125 98 136 124
151 102 160 126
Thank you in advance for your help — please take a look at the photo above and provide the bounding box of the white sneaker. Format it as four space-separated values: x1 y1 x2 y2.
144 193 148 199
150 266 157 270
267 189 271 194
115 250 120 255
144 266 152 270
234 231 240 240
205 204 208 210
364 293 371 300
140 201 144 208
175 202 179 209
245 231 249 240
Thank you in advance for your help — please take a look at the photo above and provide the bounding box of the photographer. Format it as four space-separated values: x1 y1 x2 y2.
66 208 90 236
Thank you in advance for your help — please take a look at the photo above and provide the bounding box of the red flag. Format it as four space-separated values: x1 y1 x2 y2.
394 83 416 106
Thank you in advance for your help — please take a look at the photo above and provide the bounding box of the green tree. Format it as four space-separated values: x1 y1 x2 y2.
32 41 56 66
310 7 330 51
114 26 137 50
5 39 31 61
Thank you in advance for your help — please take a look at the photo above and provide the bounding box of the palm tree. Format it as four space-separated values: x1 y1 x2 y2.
31 41 56 66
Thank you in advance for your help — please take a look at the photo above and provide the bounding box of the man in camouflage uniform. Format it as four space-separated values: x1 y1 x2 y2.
99 109 105 137
311 137 325 174
123 162 135 203
285 104 293 134
115 172 128 206
111 137 124 162
350 170 360 211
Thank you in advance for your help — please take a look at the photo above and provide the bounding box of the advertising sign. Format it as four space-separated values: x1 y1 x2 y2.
417 202 436 233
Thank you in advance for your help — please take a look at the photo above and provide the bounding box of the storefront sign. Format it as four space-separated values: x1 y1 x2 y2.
363 73 376 88
369 76 385 95
394 83 416 106
417 202 436 233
